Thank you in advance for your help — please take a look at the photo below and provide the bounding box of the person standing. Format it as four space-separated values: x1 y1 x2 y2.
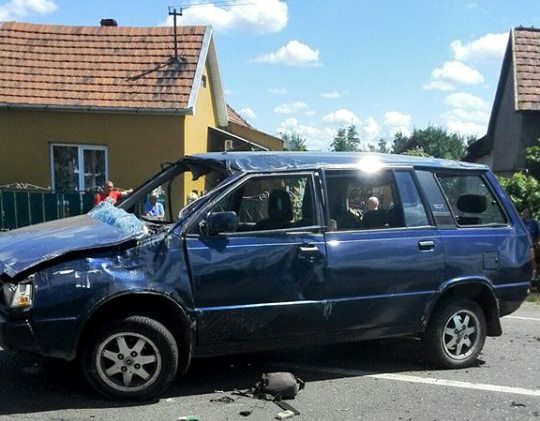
94 181 132 206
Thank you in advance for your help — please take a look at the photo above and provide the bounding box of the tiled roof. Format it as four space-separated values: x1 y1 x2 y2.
226 104 253 128
0 21 209 112
514 27 540 111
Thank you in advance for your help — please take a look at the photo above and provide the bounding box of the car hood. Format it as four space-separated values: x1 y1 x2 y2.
0 205 146 278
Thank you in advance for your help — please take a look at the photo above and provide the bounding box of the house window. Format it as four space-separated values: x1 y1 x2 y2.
51 144 108 192
201 75 207 88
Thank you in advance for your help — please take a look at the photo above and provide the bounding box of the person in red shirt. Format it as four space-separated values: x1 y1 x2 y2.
94 180 131 206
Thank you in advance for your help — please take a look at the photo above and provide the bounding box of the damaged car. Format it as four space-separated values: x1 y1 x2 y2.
0 152 532 400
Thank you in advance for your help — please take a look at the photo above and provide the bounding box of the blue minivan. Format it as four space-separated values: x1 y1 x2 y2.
0 152 532 400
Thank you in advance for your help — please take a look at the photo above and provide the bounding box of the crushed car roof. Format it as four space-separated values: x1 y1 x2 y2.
186 151 488 173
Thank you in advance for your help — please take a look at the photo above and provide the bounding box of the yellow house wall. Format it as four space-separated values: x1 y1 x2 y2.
183 64 218 200
229 122 284 151
0 109 185 193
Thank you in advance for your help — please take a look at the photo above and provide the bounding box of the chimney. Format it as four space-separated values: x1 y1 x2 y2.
100 18 118 27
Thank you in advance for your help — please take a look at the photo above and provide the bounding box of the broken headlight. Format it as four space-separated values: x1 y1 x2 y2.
2 279 34 309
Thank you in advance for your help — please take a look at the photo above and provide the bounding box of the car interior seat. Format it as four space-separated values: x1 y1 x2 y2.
254 188 293 230
456 194 487 225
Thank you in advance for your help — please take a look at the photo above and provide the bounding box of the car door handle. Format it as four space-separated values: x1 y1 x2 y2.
418 240 435 251
298 244 320 259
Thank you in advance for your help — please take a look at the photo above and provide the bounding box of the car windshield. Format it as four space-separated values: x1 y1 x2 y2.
88 201 148 237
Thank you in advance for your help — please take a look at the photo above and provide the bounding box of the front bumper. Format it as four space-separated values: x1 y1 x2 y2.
0 312 41 353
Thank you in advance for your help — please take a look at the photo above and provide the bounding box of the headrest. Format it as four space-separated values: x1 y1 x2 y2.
457 194 487 214
268 189 293 222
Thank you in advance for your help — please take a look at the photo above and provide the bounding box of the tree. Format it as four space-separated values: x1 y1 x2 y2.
402 146 431 157
330 125 360 152
498 139 540 219
281 131 307 151
390 126 467 160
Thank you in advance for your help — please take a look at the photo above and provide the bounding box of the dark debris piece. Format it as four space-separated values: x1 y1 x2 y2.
210 396 236 404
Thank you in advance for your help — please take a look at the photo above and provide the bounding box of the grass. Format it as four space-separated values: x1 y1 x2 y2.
526 291 540 303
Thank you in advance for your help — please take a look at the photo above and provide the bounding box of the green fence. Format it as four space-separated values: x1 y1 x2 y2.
0 189 95 231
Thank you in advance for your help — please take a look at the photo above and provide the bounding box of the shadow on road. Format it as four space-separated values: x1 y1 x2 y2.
0 337 484 416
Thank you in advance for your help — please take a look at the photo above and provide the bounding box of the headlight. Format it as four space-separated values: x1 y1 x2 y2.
2 281 34 309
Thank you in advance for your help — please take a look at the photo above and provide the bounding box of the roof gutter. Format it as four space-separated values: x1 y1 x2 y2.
0 102 193 116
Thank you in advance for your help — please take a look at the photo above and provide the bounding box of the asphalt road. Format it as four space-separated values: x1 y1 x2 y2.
0 303 539 421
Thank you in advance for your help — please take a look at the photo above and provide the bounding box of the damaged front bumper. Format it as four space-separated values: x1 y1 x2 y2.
0 312 40 353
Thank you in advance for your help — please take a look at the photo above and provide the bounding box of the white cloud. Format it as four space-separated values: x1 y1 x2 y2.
0 0 56 20
359 117 381 145
442 93 490 137
277 117 333 150
384 111 412 136
238 107 256 123
442 108 490 124
451 32 508 62
268 87 287 95
253 40 320 66
322 109 359 125
432 60 484 85
274 101 309 114
422 80 456 91
321 91 341 99
445 120 486 137
162 0 287 34
444 92 488 110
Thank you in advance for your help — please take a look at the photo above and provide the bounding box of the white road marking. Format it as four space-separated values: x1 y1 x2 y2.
279 365 540 398
504 316 540 321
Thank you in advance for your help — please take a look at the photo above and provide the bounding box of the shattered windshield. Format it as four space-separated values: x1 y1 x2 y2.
88 202 148 237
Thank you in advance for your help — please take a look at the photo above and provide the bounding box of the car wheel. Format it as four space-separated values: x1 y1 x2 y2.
423 298 486 368
82 315 178 400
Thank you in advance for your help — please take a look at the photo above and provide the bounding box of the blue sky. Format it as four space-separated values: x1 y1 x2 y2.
1 0 540 150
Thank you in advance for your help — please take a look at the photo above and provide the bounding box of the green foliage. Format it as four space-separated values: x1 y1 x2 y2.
390 126 467 160
497 172 540 218
367 138 390 153
281 131 307 151
402 146 431 157
498 140 540 219
331 125 361 152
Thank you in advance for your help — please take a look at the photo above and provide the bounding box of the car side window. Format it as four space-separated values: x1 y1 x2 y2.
415 170 455 227
394 171 430 227
326 169 405 231
201 174 316 232
436 173 507 226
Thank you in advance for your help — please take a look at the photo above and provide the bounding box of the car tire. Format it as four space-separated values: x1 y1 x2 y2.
81 315 178 400
423 298 486 368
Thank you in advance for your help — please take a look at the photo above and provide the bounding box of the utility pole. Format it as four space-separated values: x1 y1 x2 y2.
168 6 183 63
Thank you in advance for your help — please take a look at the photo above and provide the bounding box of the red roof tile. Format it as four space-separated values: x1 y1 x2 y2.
226 104 252 128
514 27 540 111
0 21 208 111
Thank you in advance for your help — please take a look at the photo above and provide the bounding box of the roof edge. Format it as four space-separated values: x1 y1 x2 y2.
470 28 513 159
0 102 192 115
186 26 228 126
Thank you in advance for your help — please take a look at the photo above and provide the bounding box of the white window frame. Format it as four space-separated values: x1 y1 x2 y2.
50 143 109 192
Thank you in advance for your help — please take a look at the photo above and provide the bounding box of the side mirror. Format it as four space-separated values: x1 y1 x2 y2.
200 211 238 236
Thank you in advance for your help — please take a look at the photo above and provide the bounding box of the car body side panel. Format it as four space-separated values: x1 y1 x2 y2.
25 232 194 360
440 170 531 316
324 228 445 334
186 232 327 345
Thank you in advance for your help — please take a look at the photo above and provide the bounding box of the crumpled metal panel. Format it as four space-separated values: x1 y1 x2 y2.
0 214 142 278
185 151 488 173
